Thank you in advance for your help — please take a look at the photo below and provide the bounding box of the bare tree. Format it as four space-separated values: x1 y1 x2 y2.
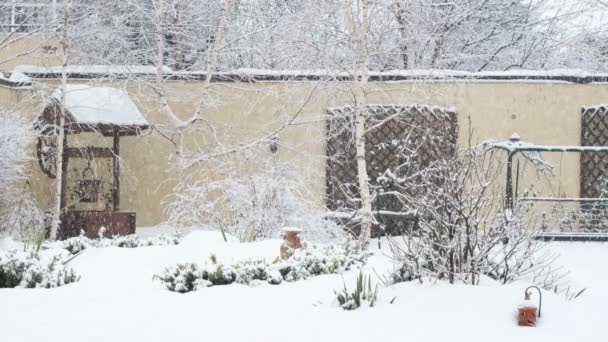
0 0 60 68
48 0 70 240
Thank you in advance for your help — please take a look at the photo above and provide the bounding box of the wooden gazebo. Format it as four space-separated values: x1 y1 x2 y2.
36 85 148 239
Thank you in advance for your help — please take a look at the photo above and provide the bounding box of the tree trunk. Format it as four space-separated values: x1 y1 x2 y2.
49 0 70 240
350 0 373 246
155 0 164 87
393 2 409 69
354 98 373 245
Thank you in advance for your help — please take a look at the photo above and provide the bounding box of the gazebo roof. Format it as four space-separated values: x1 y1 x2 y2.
48 85 149 136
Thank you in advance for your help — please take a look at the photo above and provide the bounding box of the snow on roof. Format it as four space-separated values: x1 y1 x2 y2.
13 66 608 83
583 104 608 112
0 71 32 88
192 68 608 80
327 103 457 114
8 72 32 84
15 64 171 75
51 85 148 127
489 137 608 153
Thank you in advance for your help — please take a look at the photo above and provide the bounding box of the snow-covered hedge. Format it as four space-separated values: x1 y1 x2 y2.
0 250 79 288
44 232 182 255
155 241 369 292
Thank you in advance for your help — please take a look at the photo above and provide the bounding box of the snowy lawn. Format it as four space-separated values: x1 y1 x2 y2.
0 231 606 342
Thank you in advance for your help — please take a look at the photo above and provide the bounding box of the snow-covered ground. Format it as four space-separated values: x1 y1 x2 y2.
0 231 606 342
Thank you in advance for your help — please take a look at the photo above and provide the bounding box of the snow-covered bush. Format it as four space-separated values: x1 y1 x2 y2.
0 112 44 240
205 263 238 285
153 263 210 293
388 143 558 286
155 241 369 292
0 250 79 288
167 160 345 243
155 260 238 292
232 259 279 285
334 271 378 310
44 232 182 255
275 241 369 282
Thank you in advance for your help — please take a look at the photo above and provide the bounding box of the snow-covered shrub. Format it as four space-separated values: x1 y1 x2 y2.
105 233 181 248
155 261 238 292
153 263 211 293
155 241 368 292
204 263 238 285
167 160 345 243
388 143 558 285
334 272 378 310
155 256 267 292
275 241 369 282
232 259 275 285
0 250 79 288
45 232 181 255
0 112 44 240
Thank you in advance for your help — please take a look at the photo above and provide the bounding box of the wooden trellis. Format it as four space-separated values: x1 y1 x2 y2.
578 105 608 232
581 105 608 199
326 105 458 236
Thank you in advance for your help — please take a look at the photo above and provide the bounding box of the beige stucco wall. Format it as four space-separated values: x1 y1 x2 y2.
1 79 607 228
0 34 62 71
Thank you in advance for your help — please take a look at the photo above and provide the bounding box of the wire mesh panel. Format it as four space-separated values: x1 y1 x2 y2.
522 198 608 233
326 105 458 236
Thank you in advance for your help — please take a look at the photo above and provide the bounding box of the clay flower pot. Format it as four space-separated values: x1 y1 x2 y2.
280 227 303 259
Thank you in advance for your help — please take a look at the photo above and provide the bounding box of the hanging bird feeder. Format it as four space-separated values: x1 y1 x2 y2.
518 286 542 327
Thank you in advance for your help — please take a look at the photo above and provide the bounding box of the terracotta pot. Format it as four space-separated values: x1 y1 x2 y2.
280 227 303 259
518 306 538 327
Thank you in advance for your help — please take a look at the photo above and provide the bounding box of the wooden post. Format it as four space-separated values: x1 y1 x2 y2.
505 152 514 210
59 131 69 238
112 131 120 211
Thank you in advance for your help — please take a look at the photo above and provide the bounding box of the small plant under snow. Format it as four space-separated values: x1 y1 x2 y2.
334 271 379 310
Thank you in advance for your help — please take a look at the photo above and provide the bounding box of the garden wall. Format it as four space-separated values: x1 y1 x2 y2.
1 76 606 228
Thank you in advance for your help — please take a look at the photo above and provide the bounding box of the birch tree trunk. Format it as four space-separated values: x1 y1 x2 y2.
49 0 70 240
348 0 373 245
155 0 164 88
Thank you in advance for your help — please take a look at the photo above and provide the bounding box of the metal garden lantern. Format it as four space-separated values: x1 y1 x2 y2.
518 286 542 327
77 164 101 203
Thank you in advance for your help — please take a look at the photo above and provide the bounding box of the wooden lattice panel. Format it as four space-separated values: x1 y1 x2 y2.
326 105 458 236
581 105 608 198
